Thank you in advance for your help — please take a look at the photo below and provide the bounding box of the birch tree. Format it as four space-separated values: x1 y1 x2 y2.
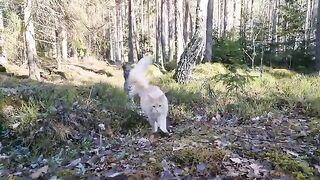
174 0 208 83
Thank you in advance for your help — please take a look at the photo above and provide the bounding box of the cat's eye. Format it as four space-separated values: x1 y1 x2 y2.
153 105 156 108
158 105 162 107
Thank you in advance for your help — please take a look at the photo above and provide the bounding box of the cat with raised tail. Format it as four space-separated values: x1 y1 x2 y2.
128 56 169 134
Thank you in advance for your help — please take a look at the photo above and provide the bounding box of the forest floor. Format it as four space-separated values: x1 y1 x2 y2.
0 58 320 179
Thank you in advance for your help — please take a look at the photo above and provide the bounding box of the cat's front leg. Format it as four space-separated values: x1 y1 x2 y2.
148 117 158 133
152 121 158 133
157 115 168 133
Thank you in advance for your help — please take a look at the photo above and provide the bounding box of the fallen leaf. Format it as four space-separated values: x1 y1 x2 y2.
230 157 242 164
249 163 261 176
315 165 320 174
284 149 299 157
30 165 48 179
66 158 81 168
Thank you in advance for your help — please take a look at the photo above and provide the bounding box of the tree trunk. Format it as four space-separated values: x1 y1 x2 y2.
61 25 68 62
250 0 254 42
161 0 169 62
155 0 162 65
223 0 227 36
128 0 134 63
115 0 122 64
219 0 224 36
147 0 150 35
183 0 190 45
204 0 213 62
174 0 184 64
24 0 40 81
167 0 174 62
0 8 7 65
174 0 208 84
132 1 143 60
232 0 236 29
141 0 144 36
316 0 320 73
305 0 311 47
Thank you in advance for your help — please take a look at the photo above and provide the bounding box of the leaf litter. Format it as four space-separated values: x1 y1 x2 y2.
0 85 319 179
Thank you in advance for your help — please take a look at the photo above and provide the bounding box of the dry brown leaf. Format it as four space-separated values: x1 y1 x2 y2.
30 165 48 179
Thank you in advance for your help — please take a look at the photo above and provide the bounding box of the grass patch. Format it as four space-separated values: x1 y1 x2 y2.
171 147 225 175
262 151 315 179
268 68 297 78
0 79 137 156
157 63 320 121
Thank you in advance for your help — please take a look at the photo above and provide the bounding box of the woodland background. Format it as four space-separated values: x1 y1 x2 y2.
0 0 320 179
0 0 319 81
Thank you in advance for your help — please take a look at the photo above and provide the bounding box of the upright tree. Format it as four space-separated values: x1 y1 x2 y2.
128 0 134 63
203 0 213 62
174 0 184 64
24 0 40 80
61 24 68 62
174 0 208 83
161 0 169 62
316 0 320 73
0 5 7 64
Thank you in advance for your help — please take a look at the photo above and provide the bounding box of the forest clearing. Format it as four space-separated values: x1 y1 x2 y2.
0 0 320 179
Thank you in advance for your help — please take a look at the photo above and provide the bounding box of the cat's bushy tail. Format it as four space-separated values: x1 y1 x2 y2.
128 56 153 96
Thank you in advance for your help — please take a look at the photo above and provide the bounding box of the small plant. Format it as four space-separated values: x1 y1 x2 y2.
213 71 253 98
19 99 40 125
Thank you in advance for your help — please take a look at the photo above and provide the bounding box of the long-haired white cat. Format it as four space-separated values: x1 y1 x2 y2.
128 56 169 134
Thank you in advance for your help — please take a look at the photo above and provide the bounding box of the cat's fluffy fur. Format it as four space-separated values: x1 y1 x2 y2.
128 56 169 133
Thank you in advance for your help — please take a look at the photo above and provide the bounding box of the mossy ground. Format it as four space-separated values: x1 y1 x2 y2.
0 61 319 179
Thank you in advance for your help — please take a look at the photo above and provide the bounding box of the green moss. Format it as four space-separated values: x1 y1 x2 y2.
263 151 314 179
171 147 225 175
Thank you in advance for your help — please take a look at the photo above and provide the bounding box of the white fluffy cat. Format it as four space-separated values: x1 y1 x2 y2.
128 56 169 133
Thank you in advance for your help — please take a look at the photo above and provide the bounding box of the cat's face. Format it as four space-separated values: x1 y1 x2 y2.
148 94 166 114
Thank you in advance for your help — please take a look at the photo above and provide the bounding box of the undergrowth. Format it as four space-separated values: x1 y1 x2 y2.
155 63 320 124
0 63 319 177
262 151 315 179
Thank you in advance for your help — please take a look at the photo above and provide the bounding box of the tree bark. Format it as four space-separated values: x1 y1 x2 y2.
183 0 190 45
161 0 169 62
223 0 227 36
132 1 143 60
0 8 7 65
167 0 173 62
24 0 41 81
115 0 122 64
174 0 208 84
61 25 68 62
316 0 320 73
174 0 184 64
305 0 311 46
128 0 134 63
204 0 213 62
155 0 162 65
141 0 144 35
